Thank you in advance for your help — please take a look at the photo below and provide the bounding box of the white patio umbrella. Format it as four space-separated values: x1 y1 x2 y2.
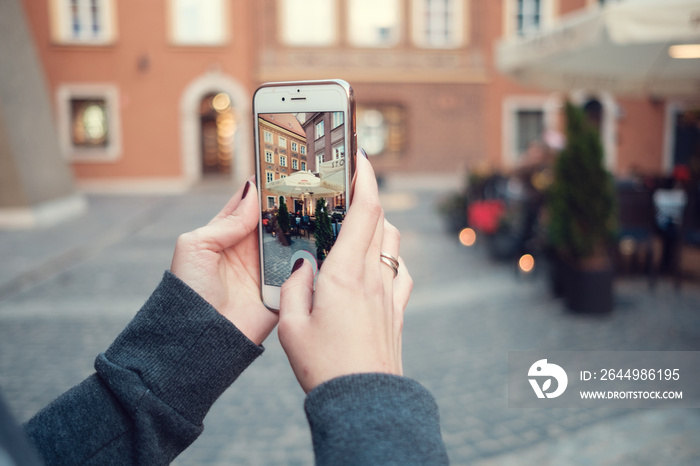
266 170 341 198
318 159 346 192
496 0 700 97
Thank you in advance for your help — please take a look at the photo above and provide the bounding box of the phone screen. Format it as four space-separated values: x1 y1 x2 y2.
258 111 348 287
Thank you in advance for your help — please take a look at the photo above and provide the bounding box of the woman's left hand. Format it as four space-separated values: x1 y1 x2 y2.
171 180 277 345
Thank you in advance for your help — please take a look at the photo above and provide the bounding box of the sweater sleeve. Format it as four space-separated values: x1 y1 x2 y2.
304 373 449 465
24 271 264 465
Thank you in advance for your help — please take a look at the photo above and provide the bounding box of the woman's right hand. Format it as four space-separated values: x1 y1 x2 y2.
278 153 413 393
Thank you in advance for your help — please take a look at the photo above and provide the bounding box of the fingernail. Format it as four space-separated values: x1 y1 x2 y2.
241 181 251 199
359 148 368 159
291 258 304 274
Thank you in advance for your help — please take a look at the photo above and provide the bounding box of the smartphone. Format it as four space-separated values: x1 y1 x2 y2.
253 80 356 311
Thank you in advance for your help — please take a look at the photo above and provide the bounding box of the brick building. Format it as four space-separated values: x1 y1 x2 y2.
3 0 698 229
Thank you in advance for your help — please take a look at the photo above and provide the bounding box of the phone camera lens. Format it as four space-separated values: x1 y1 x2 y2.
282 97 286 102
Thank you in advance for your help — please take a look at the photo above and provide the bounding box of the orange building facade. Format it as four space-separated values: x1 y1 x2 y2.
20 0 698 193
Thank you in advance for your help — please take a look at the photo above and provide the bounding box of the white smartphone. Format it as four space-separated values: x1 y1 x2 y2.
253 80 357 311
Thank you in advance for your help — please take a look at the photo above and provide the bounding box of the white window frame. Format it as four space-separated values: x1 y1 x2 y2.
348 0 401 48
301 161 307 171
292 158 298 170
168 0 229 46
56 83 122 162
503 0 555 38
48 0 117 45
332 111 344 129
264 131 273 143
266 171 274 184
278 135 287 148
316 121 325 139
316 153 324 170
265 150 274 163
280 155 287 167
333 143 345 160
267 196 276 209
279 0 338 46
502 95 557 167
291 141 298 152
300 145 306 155
411 0 466 49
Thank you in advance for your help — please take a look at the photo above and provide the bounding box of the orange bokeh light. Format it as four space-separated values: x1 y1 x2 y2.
459 228 476 247
519 254 535 273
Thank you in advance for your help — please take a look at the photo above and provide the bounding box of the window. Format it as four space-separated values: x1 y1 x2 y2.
280 155 287 167
265 150 274 163
517 0 541 36
357 105 406 156
278 135 287 148
515 110 544 156
292 159 299 169
348 0 400 47
57 84 121 161
170 0 228 45
266 171 274 183
332 112 344 129
316 154 324 170
300 145 306 155
267 196 276 209
264 131 273 143
301 161 306 171
291 141 298 152
280 174 287 179
280 0 337 46
412 0 464 48
333 144 345 160
49 0 117 44
316 121 325 139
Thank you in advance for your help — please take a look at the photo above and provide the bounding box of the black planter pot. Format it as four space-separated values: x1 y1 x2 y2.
562 262 614 314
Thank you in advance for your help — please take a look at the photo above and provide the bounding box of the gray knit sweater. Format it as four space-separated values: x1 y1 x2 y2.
21 272 447 465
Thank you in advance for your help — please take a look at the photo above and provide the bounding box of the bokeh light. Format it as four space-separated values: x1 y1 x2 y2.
519 254 535 273
459 228 476 246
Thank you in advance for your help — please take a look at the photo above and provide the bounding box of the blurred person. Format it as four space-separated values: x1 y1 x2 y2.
0 153 447 465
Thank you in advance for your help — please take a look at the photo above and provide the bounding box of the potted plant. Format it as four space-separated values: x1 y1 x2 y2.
547 102 617 313
314 198 334 262
277 196 292 246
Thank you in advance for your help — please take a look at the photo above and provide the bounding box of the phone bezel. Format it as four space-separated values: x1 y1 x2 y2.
253 79 356 311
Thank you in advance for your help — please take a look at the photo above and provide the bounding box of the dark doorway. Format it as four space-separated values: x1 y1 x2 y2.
200 92 236 176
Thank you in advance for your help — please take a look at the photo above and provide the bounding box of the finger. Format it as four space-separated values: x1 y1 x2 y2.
194 181 259 252
365 210 386 281
279 259 314 322
378 220 401 281
212 176 256 221
326 154 382 270
393 256 413 315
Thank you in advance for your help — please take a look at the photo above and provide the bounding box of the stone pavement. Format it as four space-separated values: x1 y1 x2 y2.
1 175 699 465
263 233 317 287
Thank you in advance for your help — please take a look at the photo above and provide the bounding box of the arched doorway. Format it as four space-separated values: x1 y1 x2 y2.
180 71 251 186
199 92 236 176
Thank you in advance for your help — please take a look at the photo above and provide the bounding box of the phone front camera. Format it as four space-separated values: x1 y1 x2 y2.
282 97 286 102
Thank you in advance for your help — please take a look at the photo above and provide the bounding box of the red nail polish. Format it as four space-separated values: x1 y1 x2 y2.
241 181 251 199
291 258 304 274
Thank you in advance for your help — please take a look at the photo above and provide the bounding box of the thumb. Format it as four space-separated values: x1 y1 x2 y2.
279 259 314 323
196 181 259 252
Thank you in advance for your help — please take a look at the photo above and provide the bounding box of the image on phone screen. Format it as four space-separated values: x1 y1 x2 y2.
258 111 347 287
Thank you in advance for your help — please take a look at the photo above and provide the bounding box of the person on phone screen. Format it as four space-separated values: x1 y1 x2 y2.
2 152 447 465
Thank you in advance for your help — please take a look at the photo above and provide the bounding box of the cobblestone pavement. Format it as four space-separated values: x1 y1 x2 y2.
1 176 699 465
263 232 316 287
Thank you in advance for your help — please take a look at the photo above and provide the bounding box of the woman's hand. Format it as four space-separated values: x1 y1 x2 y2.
171 180 277 346
278 154 413 393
